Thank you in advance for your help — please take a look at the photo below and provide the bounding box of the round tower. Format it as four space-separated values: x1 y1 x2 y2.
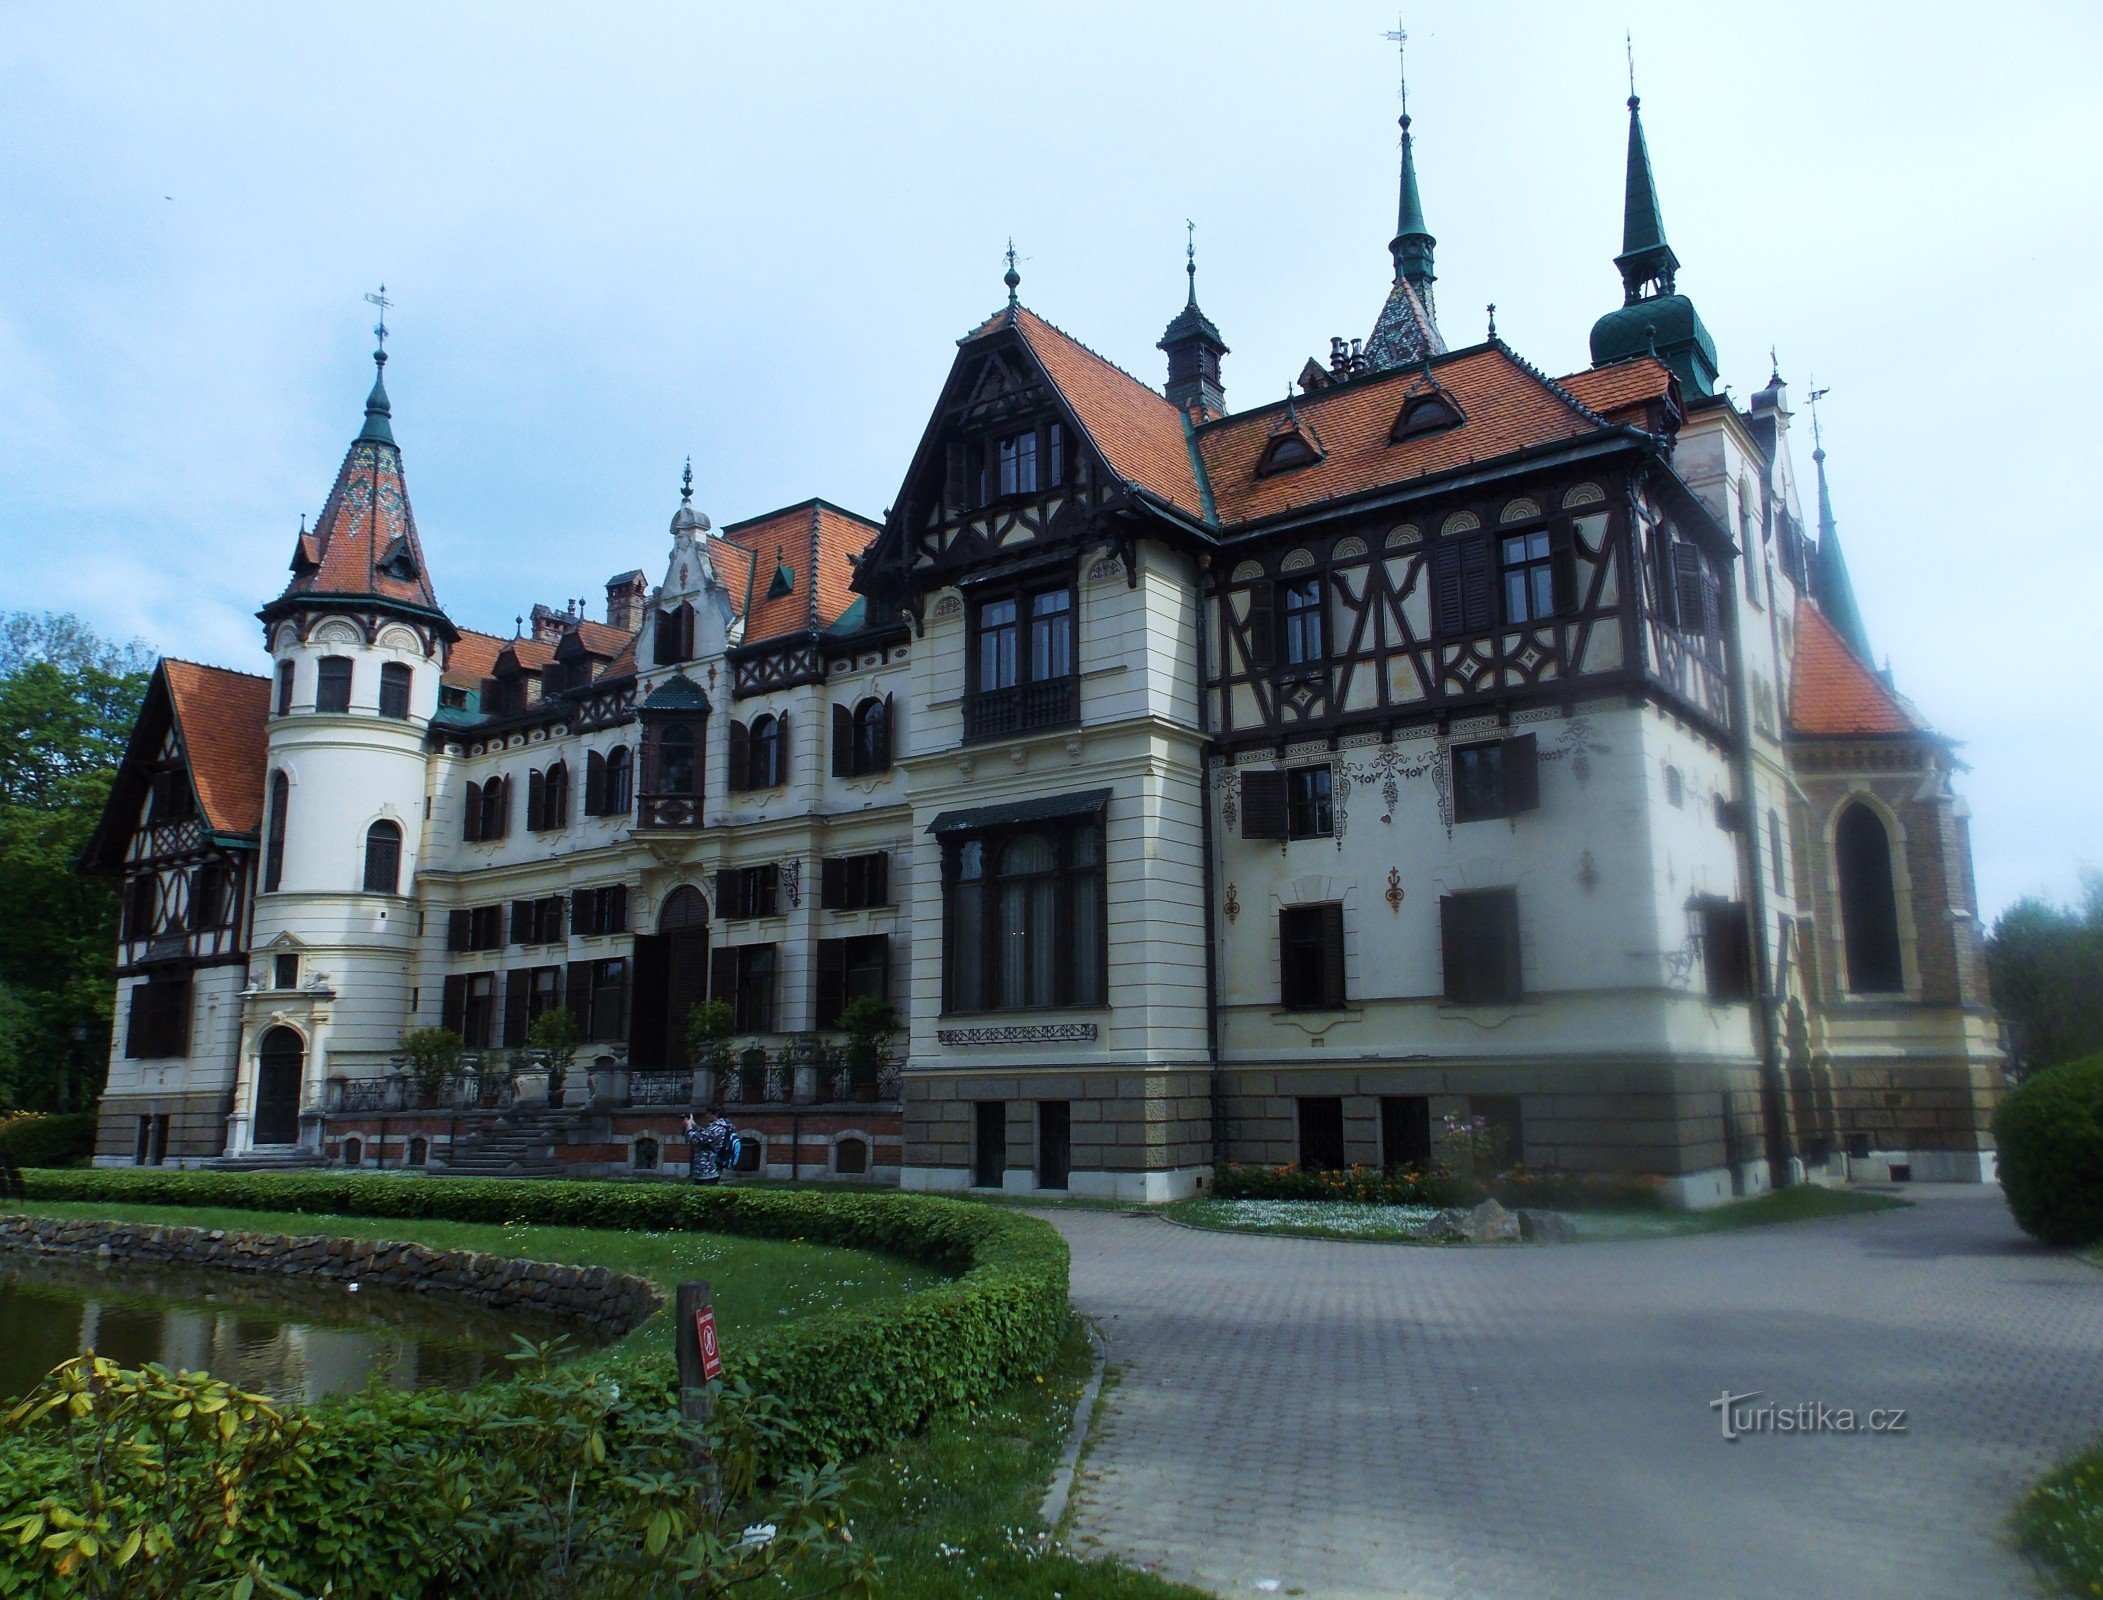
231 328 456 1156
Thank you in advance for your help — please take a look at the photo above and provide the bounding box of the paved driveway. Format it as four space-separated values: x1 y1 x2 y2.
1048 1191 2103 1600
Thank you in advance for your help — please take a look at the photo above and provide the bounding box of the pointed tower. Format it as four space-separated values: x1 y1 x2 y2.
1159 228 1229 420
1809 412 1873 662
1363 66 1447 372
1588 90 1718 396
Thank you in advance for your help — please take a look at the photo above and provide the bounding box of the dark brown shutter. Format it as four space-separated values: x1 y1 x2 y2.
508 900 529 944
1439 894 1466 1002
565 960 592 1022
878 693 894 767
447 909 471 951
728 721 748 792
490 776 509 839
1243 580 1276 668
1551 525 1579 614
1460 536 1495 630
1493 890 1523 1001
441 974 468 1036
775 712 789 783
715 869 735 918
832 704 851 776
815 938 847 1029
463 781 482 842
1673 543 1706 631
1241 770 1289 839
1431 543 1464 636
1503 733 1540 814
609 883 628 933
1319 902 1346 1007
820 858 845 909
871 851 889 906
547 764 566 828
710 947 737 1007
526 770 544 831
503 971 530 1047
946 440 973 506
584 751 605 815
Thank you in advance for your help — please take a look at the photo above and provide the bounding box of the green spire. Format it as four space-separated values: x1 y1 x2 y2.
356 350 395 446
1615 94 1679 303
1390 109 1435 289
1810 406 1872 662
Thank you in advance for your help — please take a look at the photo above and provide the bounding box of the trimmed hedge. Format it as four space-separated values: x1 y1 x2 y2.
10 1169 1068 1475
1995 1054 2103 1246
0 1113 95 1170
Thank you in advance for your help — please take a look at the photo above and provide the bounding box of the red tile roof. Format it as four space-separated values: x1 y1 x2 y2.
162 660 271 836
277 436 441 613
707 540 754 618
571 619 633 658
1789 600 1925 737
719 501 880 643
1194 345 1606 526
1557 357 1674 421
445 628 510 690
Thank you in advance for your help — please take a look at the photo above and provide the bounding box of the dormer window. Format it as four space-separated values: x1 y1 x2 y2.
949 422 1069 510
1256 431 1321 476
377 533 420 582
768 559 795 599
1390 392 1464 442
997 430 1038 496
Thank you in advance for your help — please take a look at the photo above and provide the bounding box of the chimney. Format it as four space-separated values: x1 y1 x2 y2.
605 570 649 631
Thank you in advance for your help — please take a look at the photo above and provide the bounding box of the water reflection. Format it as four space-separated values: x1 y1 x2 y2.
0 1255 602 1404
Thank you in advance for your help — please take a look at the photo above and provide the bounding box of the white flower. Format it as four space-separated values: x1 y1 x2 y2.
738 1523 776 1551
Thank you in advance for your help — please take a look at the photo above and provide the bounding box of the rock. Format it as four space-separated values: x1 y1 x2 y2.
1517 1208 1577 1244
1458 1198 1521 1244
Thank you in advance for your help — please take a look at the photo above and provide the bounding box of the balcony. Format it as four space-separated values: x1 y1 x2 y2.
636 791 704 830
962 676 1078 744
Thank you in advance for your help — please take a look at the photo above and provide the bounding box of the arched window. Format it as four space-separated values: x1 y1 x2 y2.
658 725 697 794
1835 803 1904 994
362 820 402 894
479 775 509 841
606 746 633 813
264 772 289 891
733 1135 764 1173
543 761 568 828
853 697 890 774
834 1137 868 1176
748 714 785 788
274 659 295 716
660 884 709 933
316 655 353 713
633 1136 659 1171
379 661 412 719
407 1136 428 1167
342 1136 363 1167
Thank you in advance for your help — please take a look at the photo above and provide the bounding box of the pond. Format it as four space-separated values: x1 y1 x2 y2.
0 1253 606 1405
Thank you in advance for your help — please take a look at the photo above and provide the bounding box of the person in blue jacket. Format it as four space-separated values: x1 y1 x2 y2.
683 1112 738 1184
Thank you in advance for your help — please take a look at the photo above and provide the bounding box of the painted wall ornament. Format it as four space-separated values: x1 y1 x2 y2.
1224 883 1240 924
1385 868 1404 912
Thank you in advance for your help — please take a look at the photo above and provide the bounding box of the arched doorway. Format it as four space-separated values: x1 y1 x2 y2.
254 1027 304 1146
1835 803 1904 993
629 885 710 1067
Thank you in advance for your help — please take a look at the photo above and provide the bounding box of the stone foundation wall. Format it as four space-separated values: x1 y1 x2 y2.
0 1216 660 1339
904 1066 1213 1190
94 1092 231 1165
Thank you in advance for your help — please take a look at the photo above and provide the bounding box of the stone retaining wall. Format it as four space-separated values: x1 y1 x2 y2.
0 1215 661 1339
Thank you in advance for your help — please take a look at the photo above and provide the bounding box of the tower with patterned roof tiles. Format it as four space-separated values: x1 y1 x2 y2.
230 339 458 1156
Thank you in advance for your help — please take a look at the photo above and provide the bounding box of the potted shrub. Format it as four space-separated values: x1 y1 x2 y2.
839 996 899 1102
399 1026 462 1111
527 1006 582 1109
684 998 735 1103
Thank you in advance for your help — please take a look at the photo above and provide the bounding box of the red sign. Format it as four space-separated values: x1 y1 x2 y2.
694 1306 723 1382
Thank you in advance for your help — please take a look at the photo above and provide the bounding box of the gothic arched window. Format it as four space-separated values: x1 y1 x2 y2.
362 819 402 894
1835 802 1904 994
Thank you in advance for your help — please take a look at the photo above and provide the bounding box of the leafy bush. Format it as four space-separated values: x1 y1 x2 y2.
12 1168 1069 1482
0 1112 95 1169
1995 1053 2103 1246
1208 1161 1667 1213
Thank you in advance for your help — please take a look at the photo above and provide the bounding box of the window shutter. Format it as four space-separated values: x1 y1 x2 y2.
710 947 738 1008
947 440 973 507
441 974 468 1036
820 858 845 909
878 694 894 767
1319 902 1346 1008
1502 733 1540 814
1438 895 1466 1002
447 909 471 952
463 781 482 842
1243 580 1276 668
775 712 789 783
1432 543 1464 636
832 704 851 776
1673 543 1706 631
503 971 530 1047
565 961 592 1023
526 770 544 831
1493 890 1523 1001
815 938 847 1029
715 869 735 918
728 721 748 792
547 765 566 828
1551 526 1579 615
608 883 628 933
679 604 696 661
507 901 528 944
871 851 889 906
1460 536 1495 631
585 751 605 815
1240 770 1289 840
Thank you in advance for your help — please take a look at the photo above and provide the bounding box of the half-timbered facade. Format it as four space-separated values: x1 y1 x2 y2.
88 76 1999 1199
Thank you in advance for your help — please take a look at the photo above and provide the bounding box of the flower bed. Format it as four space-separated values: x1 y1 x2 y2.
1210 1161 1668 1212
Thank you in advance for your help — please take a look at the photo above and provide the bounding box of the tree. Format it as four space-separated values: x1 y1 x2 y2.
1988 873 2103 1076
0 613 152 1111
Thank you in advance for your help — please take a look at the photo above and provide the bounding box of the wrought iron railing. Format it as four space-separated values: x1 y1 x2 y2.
961 676 1078 744
628 1069 695 1107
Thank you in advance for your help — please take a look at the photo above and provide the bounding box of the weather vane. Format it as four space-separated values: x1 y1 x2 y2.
1806 379 1832 451
1383 18 1408 120
1626 32 1637 99
364 284 392 354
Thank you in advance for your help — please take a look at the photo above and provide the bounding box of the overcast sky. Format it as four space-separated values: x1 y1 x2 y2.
2 3 2097 920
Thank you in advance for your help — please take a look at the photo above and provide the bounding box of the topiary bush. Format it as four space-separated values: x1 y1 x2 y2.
1995 1053 2103 1246
0 1112 96 1169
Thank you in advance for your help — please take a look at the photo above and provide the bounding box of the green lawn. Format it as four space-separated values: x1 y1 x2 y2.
2016 1440 2103 1597
782 1321 1207 1600
1162 1184 1908 1244
10 1199 941 1352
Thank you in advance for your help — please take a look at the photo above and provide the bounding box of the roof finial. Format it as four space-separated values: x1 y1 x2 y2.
681 455 694 504
1004 239 1021 307
1487 302 1497 340
356 285 396 446
1769 344 1783 385
1185 219 1198 306
1626 31 1637 105
364 283 392 359
1385 17 1409 122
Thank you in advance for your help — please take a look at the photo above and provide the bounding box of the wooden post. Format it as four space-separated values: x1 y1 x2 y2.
675 1279 720 1509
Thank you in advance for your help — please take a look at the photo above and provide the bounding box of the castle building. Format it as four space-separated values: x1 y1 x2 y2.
84 78 2001 1200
